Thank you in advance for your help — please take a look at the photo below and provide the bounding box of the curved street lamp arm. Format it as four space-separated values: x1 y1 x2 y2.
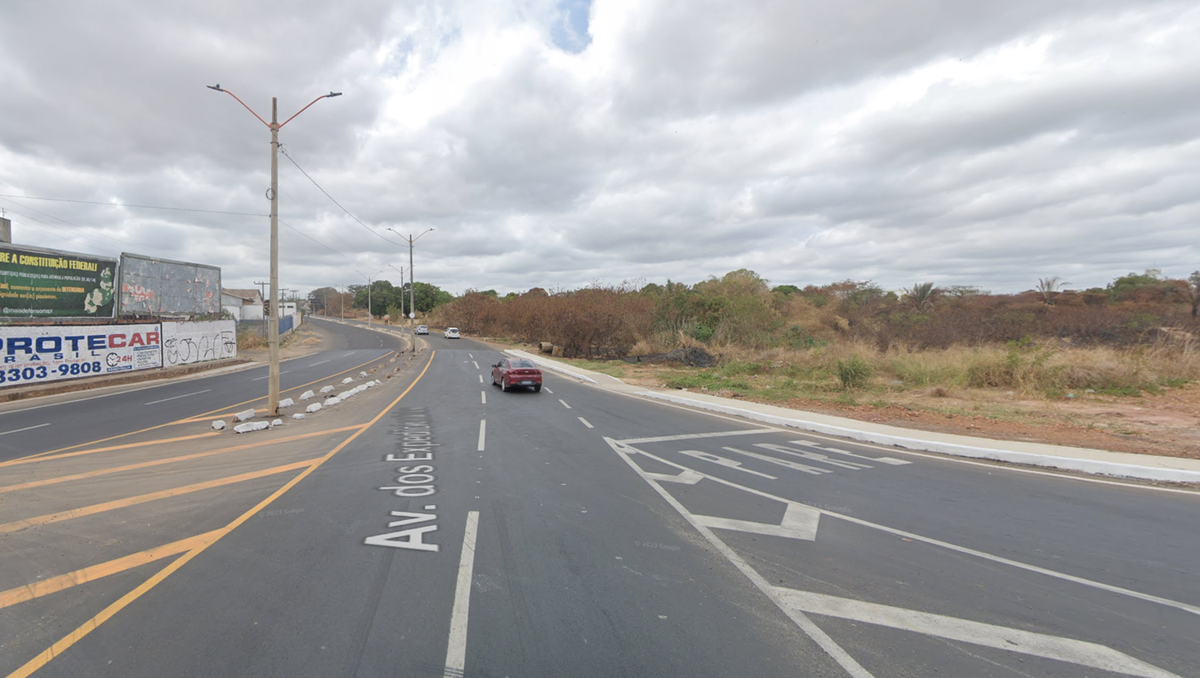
206 85 270 129
280 92 343 129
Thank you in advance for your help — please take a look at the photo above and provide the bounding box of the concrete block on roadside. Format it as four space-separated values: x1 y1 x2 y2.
234 421 269 434
292 413 306 420
320 385 335 394
278 398 295 408
359 371 368 378
342 377 354 384
306 402 322 413
325 397 342 406
540 342 554 354
235 409 257 422
270 419 283 427
299 390 315 400
211 420 226 431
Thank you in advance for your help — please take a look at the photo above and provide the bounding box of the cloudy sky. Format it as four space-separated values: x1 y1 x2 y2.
1 0 1198 297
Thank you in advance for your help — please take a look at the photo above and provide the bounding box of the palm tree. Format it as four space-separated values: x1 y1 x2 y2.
903 282 939 311
1036 277 1068 305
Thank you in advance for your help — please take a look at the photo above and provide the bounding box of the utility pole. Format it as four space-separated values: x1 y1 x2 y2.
388 264 405 325
387 228 434 353
208 84 341 416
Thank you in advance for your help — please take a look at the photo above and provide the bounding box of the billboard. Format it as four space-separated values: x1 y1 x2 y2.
0 244 117 319
0 323 162 387
162 320 236 367
118 253 221 317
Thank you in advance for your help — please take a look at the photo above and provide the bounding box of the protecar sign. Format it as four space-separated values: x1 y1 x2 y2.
0 324 162 387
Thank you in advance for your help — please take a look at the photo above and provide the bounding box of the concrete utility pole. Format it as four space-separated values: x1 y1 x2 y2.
388 227 434 353
388 264 405 322
208 84 341 416
362 271 382 326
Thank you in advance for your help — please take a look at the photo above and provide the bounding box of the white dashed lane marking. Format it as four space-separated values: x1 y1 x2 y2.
559 399 571 409
481 391 486 404
477 419 486 452
0 423 50 437
578 417 593 429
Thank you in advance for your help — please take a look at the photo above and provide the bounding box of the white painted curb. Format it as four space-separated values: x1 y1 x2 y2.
638 391 1200 484
504 350 598 384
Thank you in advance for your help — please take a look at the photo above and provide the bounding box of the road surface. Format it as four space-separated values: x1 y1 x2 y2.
1 318 1196 677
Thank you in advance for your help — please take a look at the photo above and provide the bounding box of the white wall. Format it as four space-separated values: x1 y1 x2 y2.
161 320 237 367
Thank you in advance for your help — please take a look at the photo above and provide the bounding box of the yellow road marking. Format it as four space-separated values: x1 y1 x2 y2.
5 350 434 678
0 458 320 535
0 530 223 610
0 433 221 469
7 351 395 463
0 425 364 494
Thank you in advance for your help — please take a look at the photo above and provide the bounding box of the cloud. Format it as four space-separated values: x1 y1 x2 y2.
1 0 1198 299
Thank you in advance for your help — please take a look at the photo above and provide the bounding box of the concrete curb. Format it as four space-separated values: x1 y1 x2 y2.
503 350 599 384
637 391 1200 484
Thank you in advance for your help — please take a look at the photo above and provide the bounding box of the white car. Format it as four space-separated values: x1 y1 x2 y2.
444 327 460 339
416 325 429 335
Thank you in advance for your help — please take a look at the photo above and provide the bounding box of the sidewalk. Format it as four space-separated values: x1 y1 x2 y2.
505 349 1200 485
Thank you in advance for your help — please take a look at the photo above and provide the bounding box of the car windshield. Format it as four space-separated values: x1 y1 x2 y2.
510 360 536 368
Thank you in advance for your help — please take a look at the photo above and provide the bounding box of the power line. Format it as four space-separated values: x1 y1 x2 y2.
0 193 266 217
279 146 400 245
278 218 365 268
0 197 143 251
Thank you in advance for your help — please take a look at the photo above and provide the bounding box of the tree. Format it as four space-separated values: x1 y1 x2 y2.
1036 277 1068 305
1187 271 1200 319
1106 270 1167 301
308 287 339 315
902 282 940 311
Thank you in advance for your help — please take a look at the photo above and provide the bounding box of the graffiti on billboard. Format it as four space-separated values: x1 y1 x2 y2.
118 253 222 316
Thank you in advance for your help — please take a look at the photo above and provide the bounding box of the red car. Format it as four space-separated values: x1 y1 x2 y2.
491 358 543 392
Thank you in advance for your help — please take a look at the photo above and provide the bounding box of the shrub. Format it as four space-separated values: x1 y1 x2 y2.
836 356 872 389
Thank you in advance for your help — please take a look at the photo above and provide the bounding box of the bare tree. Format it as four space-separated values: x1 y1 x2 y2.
1036 277 1068 305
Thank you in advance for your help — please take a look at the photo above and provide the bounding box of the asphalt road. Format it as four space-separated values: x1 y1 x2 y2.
2 319 1197 677
0 319 398 461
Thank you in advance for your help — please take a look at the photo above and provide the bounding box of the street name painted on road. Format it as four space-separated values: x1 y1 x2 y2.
365 407 442 552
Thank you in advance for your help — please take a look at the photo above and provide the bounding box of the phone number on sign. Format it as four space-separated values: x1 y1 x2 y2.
0 361 103 384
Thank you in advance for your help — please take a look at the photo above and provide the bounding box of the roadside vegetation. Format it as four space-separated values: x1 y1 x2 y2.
429 269 1200 408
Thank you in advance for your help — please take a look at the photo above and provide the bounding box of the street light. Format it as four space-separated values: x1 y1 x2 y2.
387 227 434 353
208 84 341 416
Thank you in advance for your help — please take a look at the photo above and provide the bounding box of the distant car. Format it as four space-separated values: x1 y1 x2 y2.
491 358 542 392
416 325 428 335
444 327 460 339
